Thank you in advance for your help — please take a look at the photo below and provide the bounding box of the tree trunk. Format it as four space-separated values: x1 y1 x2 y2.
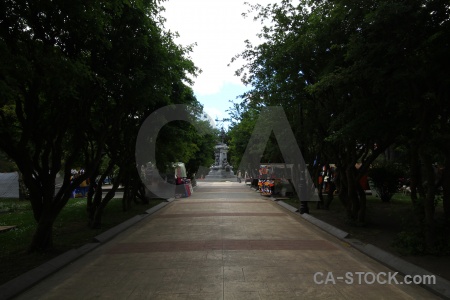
441 144 450 225
325 172 336 210
136 182 149 204
421 152 437 251
89 167 124 228
442 164 450 224
18 172 29 200
313 164 324 209
122 168 141 211
356 183 366 225
26 175 61 252
317 187 324 209
346 165 360 222
409 145 425 225
122 175 131 211
87 162 114 228
28 211 54 252
335 168 351 219
90 204 104 229
88 180 104 228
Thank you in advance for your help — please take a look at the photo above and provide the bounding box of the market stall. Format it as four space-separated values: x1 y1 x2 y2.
257 164 293 196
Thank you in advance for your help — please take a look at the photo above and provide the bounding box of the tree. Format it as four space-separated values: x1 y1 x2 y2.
82 9 201 227
233 0 450 250
0 0 198 250
368 163 403 202
184 115 218 179
233 0 394 223
227 101 260 175
337 0 450 249
0 150 17 172
1 0 98 251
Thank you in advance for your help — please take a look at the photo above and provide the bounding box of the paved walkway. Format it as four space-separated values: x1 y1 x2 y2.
14 182 439 299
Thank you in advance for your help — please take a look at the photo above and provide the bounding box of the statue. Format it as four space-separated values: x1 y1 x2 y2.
204 128 236 181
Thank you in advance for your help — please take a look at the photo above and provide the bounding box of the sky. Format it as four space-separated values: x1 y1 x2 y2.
161 0 274 128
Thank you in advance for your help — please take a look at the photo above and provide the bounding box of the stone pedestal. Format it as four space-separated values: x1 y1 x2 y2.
204 143 236 182
204 166 235 181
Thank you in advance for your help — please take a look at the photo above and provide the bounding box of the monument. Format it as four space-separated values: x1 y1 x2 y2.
204 129 236 181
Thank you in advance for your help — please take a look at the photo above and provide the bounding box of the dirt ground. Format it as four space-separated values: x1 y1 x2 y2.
302 196 450 282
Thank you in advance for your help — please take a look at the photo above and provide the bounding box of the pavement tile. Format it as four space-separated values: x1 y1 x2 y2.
181 266 223 283
224 266 245 282
293 286 346 299
10 182 442 300
264 281 294 293
224 291 261 300
186 292 223 300
224 281 270 294
259 291 302 300
222 250 274 267
126 284 155 300
161 268 187 282
188 282 223 294
333 284 418 300
147 293 189 300
205 249 223 258
173 251 208 262
243 266 288 281
105 239 340 254
157 213 286 218
35 288 91 300
154 281 193 294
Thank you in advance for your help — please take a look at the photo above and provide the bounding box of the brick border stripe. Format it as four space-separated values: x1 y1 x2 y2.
157 213 285 218
106 239 339 254
175 201 268 204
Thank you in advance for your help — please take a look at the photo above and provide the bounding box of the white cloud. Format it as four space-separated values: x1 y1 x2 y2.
202 106 225 125
162 0 273 96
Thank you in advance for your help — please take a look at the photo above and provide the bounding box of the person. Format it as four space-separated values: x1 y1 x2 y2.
79 170 89 197
80 179 89 197
324 166 336 209
140 165 146 180
145 163 153 185
244 171 249 184
237 170 242 183
70 171 77 198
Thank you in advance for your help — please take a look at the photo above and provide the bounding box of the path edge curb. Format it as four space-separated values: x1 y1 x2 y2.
276 200 450 300
0 200 170 300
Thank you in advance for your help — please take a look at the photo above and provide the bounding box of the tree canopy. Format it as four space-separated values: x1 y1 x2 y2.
0 0 214 251
230 0 450 252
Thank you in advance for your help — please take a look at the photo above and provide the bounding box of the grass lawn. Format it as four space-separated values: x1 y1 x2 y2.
0 197 165 286
280 193 450 281
283 193 415 247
